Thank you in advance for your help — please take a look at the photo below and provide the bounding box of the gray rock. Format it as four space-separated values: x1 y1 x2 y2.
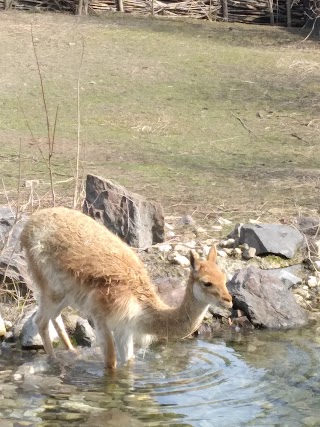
83 175 165 249
296 216 320 236
179 214 195 226
209 305 231 319
242 247 256 260
73 318 96 347
239 224 305 259
265 268 302 289
17 307 59 349
228 266 308 329
0 208 32 300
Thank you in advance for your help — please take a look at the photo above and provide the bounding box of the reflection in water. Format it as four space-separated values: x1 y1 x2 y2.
0 326 320 426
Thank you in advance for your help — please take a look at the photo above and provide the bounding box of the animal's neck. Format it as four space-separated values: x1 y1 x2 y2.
141 277 209 340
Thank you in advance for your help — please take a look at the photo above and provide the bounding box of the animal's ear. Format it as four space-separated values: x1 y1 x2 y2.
190 250 201 272
207 245 218 264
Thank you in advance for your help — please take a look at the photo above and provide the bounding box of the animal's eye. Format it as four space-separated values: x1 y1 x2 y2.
203 282 213 287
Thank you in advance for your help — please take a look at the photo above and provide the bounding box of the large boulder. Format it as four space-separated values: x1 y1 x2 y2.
238 224 305 259
0 207 32 300
83 175 165 249
228 266 308 329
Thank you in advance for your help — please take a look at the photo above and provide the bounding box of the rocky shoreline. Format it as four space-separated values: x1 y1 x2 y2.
0 176 320 353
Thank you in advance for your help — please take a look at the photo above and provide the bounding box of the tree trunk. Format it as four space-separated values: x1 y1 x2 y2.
286 0 292 26
221 0 228 21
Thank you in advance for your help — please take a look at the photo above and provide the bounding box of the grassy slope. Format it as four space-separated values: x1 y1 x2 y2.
0 12 319 220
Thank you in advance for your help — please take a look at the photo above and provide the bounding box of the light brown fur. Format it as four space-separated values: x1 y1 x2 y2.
20 207 233 369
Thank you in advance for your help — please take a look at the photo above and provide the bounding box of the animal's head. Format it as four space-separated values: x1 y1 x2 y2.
190 246 233 309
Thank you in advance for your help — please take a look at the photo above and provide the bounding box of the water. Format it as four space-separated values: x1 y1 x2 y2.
0 326 320 427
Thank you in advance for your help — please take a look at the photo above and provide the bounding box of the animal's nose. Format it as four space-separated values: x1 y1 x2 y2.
222 295 233 308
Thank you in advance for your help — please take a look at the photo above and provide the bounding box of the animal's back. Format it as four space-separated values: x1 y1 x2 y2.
20 207 158 306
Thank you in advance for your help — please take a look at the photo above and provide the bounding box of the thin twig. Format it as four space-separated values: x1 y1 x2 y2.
73 38 85 210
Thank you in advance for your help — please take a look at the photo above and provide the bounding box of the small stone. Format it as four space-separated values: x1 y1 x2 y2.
165 222 174 230
167 230 175 238
217 217 232 225
157 244 172 253
185 240 197 249
308 276 318 288
0 317 5 337
220 238 235 248
173 244 190 255
202 245 210 257
239 243 249 250
179 215 194 226
247 344 257 352
314 260 320 270
248 219 261 224
195 227 206 235
223 248 233 255
170 255 190 267
242 247 256 260
204 238 217 245
294 288 309 298
233 248 242 256
212 225 223 232
314 240 320 257
4 321 12 330
217 250 227 258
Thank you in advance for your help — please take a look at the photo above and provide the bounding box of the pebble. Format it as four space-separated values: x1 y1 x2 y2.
220 238 235 248
211 225 223 232
233 248 242 256
4 321 12 331
217 250 228 258
179 215 194 226
248 219 261 224
308 276 318 288
157 244 172 253
242 247 256 260
195 227 206 236
217 217 232 225
170 254 190 267
173 244 190 255
202 245 210 257
166 230 176 238
0 317 5 337
222 248 233 255
295 288 310 298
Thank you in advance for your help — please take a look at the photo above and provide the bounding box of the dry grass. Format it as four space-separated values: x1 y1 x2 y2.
0 11 319 223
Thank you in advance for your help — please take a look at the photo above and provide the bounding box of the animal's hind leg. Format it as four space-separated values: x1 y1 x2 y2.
34 298 60 358
52 316 76 353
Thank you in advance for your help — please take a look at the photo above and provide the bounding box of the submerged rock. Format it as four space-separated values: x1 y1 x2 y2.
228 266 308 329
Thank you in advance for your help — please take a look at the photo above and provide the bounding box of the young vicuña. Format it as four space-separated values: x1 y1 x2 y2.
20 207 233 369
